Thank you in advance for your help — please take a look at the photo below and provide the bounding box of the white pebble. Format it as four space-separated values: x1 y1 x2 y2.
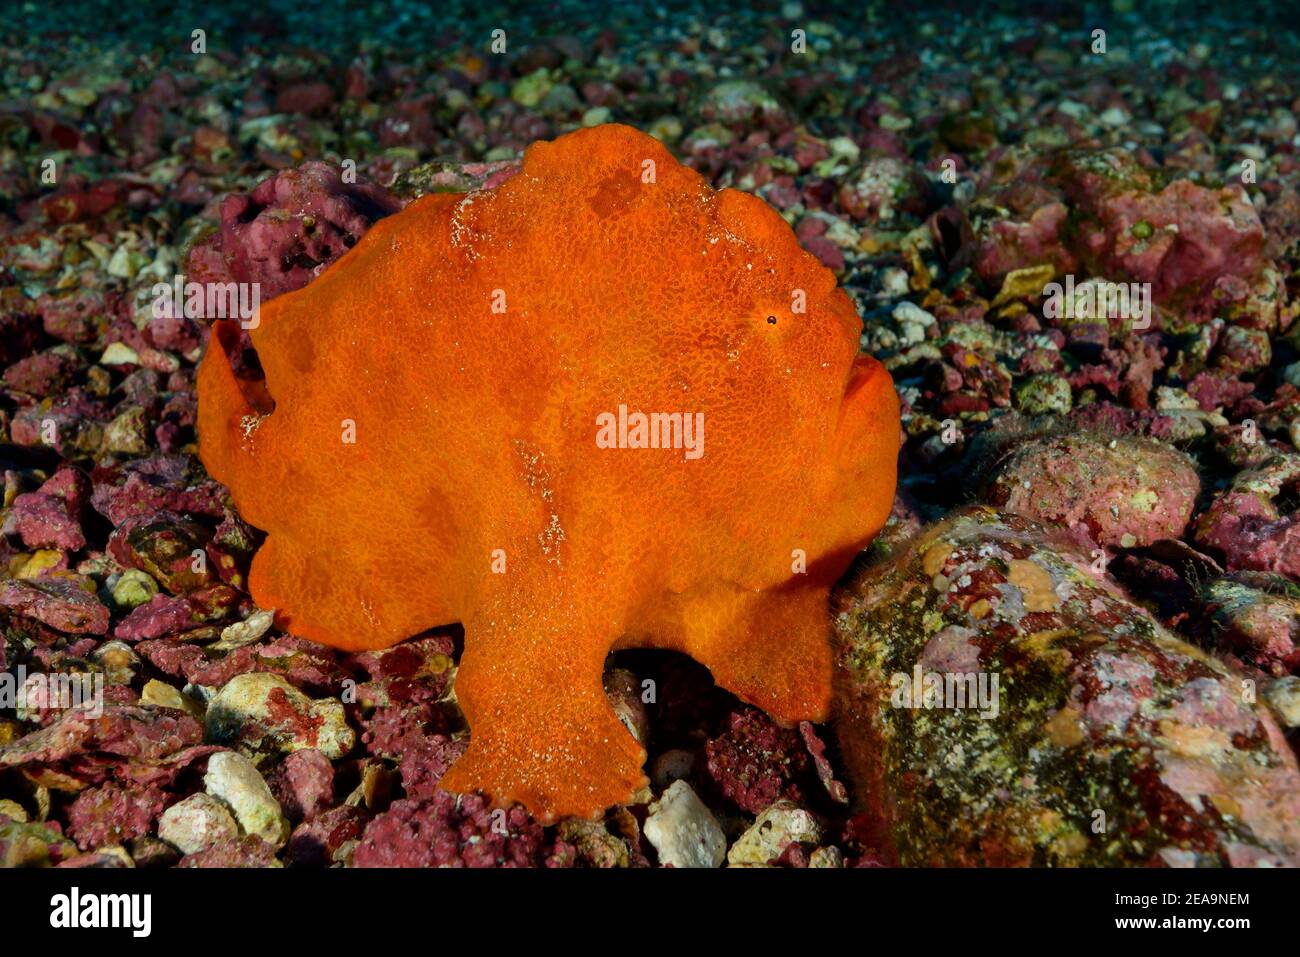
644 780 725 868
204 751 289 849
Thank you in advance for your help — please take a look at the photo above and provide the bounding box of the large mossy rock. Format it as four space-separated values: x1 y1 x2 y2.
834 506 1300 867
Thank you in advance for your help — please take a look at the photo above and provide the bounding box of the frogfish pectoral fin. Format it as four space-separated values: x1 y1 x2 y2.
441 593 648 823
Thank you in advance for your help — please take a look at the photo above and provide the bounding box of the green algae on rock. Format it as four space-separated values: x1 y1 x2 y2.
833 506 1300 867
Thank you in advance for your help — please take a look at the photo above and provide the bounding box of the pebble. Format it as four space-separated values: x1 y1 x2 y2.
206 672 355 760
1265 676 1300 729
211 608 276 651
643 780 725 868
892 300 936 346
726 800 824 866
203 751 290 849
158 792 239 854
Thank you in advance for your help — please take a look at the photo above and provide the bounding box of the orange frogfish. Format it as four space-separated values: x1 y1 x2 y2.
197 123 899 821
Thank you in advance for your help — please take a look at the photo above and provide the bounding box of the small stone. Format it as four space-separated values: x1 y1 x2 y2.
696 80 785 126
107 511 213 594
0 817 78 866
1099 106 1131 127
99 341 140 366
158 792 239 855
557 818 631 868
646 116 683 142
603 667 650 745
141 678 204 715
1265 677 1300 729
727 800 824 866
510 69 554 108
178 834 283 868
582 106 613 127
880 267 911 297
1282 361 1300 389
111 569 159 610
1014 373 1073 415
892 301 935 347
203 751 289 848
91 641 140 685
1214 325 1271 376
129 835 181 869
991 263 1056 307
809 845 844 868
103 405 149 454
206 672 354 760
211 608 276 651
9 550 63 580
643 780 725 868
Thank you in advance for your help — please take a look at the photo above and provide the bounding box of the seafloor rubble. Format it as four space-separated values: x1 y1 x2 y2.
1 0 1299 866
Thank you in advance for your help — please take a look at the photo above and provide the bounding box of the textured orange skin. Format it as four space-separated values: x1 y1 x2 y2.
197 124 899 821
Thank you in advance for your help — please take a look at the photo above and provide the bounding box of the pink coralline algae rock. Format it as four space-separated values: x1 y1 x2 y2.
1187 371 1258 415
65 782 168 850
274 81 336 116
982 432 1198 549
837 155 924 225
704 707 814 814
0 573 109 635
178 834 282 868
0 706 205 785
345 633 457 708
267 748 335 822
1195 454 1300 582
10 389 112 458
185 161 402 311
975 149 1283 331
4 467 90 551
834 507 1300 867
195 638 344 693
1202 574 1300 671
37 175 125 225
353 792 573 868
36 288 105 345
1212 325 1272 376
90 454 226 525
4 349 78 397
112 585 241 641
113 593 209 641
976 199 1078 284
398 733 468 802
285 805 366 867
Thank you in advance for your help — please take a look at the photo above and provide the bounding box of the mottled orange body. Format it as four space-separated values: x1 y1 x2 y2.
198 124 899 820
